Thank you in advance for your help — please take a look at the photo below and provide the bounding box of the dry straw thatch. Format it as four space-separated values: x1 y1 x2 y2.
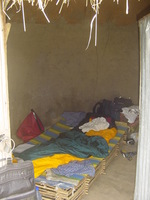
1 0 138 48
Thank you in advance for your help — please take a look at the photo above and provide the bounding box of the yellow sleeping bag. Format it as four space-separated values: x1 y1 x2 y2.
85 128 117 143
32 154 83 178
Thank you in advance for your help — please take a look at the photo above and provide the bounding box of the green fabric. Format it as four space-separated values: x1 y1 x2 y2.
15 130 109 160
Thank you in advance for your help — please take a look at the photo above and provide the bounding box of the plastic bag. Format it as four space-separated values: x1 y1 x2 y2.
17 109 44 142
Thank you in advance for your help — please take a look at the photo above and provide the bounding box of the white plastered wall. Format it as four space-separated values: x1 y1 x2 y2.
134 13 150 200
0 4 12 165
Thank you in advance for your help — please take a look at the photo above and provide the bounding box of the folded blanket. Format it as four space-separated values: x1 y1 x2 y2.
51 160 95 177
61 112 86 127
45 168 80 186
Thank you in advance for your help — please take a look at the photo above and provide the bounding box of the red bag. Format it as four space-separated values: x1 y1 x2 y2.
17 109 44 142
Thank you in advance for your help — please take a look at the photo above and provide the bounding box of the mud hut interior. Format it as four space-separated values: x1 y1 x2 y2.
0 0 150 199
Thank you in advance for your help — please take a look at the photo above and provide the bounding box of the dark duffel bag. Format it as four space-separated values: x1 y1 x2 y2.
0 160 36 200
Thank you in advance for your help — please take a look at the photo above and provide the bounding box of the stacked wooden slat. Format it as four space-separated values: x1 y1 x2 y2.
85 159 105 194
105 144 120 168
36 177 87 200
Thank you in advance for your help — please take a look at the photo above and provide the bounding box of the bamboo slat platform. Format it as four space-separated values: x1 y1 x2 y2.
35 121 128 200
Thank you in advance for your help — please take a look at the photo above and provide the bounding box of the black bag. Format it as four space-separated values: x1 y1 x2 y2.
114 97 133 107
93 98 129 121
0 160 36 200
92 99 118 127
111 103 122 121
93 99 113 117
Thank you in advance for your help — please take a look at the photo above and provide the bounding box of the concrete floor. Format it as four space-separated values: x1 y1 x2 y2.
83 142 137 200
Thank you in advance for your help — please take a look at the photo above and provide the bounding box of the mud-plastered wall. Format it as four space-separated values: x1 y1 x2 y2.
7 17 139 145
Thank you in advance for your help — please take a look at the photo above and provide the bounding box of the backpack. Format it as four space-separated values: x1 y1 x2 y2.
93 98 131 121
93 99 113 118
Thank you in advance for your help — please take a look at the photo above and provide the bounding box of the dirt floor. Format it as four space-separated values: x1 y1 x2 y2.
83 141 137 200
